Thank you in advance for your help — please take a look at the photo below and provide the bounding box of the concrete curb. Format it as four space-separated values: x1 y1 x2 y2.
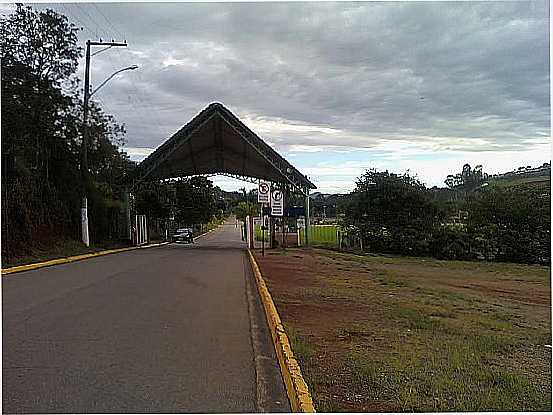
1 242 170 276
2 223 225 276
247 249 316 413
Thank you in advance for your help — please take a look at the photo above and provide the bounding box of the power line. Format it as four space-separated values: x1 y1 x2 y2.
60 4 96 38
73 3 101 37
129 70 167 135
91 3 124 41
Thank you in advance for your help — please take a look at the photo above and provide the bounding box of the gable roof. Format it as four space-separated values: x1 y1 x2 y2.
133 102 316 192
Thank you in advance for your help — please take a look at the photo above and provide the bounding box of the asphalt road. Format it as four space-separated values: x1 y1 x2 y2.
2 220 288 413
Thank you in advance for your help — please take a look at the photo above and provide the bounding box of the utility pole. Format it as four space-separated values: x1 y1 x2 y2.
81 39 128 246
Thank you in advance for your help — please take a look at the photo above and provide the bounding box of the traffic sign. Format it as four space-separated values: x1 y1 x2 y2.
258 181 270 203
271 189 284 216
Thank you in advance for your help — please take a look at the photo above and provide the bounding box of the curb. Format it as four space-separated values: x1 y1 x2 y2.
1 242 170 276
247 249 316 413
2 223 225 276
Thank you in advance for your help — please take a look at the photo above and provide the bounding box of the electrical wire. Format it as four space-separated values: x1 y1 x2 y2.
73 3 102 38
60 4 96 38
91 3 124 41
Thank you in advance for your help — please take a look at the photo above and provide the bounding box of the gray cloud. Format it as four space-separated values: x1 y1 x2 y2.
42 1 549 155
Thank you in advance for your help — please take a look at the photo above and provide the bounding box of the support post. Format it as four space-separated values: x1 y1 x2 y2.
248 215 254 249
261 214 265 256
270 216 275 249
81 40 91 247
304 187 310 247
123 187 131 242
81 39 129 247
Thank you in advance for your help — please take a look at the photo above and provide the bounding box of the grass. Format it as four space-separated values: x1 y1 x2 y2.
3 217 226 269
489 175 550 189
255 248 551 412
347 341 546 412
254 224 270 241
299 225 338 246
1 238 131 268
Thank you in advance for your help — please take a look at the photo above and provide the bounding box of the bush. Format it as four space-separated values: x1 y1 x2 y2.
429 226 474 260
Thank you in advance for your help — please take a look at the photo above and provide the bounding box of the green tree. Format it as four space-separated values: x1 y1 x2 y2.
174 177 216 225
342 169 443 255
466 186 550 263
234 201 259 222
1 5 135 260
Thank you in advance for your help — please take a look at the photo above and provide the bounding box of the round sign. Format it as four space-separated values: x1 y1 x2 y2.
272 190 283 201
259 183 269 194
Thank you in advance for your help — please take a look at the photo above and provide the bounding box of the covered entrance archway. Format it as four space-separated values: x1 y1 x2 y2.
129 102 316 247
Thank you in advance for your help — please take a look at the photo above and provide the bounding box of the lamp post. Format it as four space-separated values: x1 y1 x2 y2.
81 38 138 247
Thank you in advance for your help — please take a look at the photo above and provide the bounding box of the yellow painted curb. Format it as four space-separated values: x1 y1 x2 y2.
247 249 316 413
1 242 169 276
2 223 226 276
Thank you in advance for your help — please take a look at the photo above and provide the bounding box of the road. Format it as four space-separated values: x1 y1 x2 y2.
2 220 288 413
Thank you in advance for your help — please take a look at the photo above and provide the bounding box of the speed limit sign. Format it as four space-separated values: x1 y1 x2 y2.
258 181 270 203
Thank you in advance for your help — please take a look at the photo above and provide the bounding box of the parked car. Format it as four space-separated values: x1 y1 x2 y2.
173 227 194 244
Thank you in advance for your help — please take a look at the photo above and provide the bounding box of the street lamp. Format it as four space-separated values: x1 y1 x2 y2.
81 52 138 247
90 65 139 97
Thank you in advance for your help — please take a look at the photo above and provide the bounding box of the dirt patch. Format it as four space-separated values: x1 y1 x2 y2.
254 248 551 412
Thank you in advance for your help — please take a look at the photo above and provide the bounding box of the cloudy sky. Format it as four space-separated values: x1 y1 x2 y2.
17 1 552 192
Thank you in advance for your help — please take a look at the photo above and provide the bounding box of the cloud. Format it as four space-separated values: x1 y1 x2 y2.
36 1 549 192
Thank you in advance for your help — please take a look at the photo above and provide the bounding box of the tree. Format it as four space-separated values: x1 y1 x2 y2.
174 177 216 225
1 5 135 260
466 186 550 263
445 163 487 191
342 169 443 255
234 202 259 222
1 5 82 176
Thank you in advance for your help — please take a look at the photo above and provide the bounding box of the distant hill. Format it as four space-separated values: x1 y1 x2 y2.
487 162 550 189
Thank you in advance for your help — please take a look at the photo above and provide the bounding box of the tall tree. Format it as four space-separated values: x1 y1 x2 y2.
174 177 216 226
342 169 443 255
1 5 135 260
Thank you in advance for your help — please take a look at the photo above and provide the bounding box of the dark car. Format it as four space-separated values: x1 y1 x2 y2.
173 227 194 244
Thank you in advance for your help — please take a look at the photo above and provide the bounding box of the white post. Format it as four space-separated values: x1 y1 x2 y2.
304 188 310 247
81 196 90 247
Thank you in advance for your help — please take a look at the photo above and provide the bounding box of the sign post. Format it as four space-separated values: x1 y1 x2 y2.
258 182 271 255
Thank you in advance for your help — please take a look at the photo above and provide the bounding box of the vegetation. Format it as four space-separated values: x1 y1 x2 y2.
254 248 551 412
337 165 550 264
0 5 229 264
1 5 134 263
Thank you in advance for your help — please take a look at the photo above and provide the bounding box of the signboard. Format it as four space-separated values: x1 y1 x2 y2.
258 181 270 203
296 217 305 228
271 189 284 216
253 217 262 226
285 205 306 218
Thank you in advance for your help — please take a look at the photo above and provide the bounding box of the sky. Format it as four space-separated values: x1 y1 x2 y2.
5 1 551 193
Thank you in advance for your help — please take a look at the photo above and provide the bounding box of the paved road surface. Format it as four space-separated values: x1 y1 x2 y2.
3 221 288 413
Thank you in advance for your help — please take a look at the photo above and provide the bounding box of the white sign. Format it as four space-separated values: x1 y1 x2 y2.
253 217 262 226
296 217 305 228
271 189 284 216
258 181 270 203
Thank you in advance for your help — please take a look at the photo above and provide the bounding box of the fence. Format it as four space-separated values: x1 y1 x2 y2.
298 225 338 246
254 224 270 242
298 224 364 252
132 214 148 246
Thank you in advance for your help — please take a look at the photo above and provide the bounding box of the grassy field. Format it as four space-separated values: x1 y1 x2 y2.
253 248 551 412
299 225 338 246
489 175 550 189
